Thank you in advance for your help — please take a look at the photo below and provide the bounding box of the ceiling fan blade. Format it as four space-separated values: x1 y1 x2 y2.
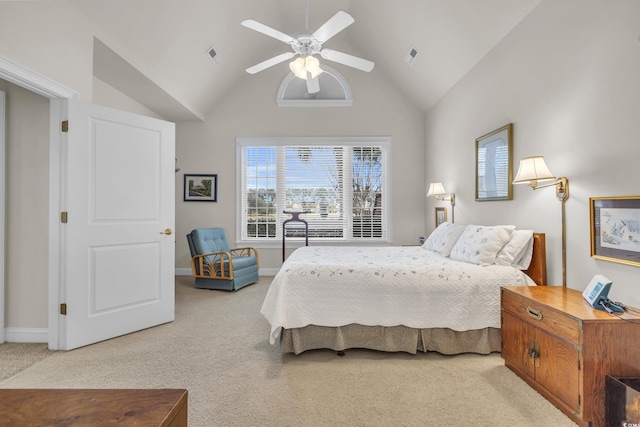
320 49 375 72
246 52 295 74
306 75 320 94
312 11 354 44
241 19 295 44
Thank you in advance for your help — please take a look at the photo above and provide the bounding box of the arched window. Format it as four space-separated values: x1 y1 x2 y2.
276 66 352 107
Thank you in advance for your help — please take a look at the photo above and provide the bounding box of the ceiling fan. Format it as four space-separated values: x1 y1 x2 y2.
241 4 374 94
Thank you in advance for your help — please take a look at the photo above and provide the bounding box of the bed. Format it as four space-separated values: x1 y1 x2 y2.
261 224 547 355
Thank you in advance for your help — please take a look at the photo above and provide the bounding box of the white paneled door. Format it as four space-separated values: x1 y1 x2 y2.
62 100 175 350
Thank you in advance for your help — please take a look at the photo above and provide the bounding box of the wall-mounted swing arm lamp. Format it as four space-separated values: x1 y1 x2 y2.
512 156 569 287
512 156 568 201
427 182 456 223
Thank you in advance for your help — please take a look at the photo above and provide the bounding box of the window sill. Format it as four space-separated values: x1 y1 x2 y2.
236 239 392 249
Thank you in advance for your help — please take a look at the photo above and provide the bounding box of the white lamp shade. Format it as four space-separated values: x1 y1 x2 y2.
289 57 307 79
305 56 323 78
289 56 324 80
513 156 556 184
427 182 447 197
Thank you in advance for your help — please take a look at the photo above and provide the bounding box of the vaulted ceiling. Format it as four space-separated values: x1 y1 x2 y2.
72 0 542 121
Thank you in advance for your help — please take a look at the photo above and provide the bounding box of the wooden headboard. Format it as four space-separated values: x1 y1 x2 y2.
524 233 547 286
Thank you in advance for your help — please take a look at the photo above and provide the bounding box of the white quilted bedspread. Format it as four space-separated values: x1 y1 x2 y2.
261 246 535 344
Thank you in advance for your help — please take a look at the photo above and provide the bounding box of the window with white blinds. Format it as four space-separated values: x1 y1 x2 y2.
237 137 390 244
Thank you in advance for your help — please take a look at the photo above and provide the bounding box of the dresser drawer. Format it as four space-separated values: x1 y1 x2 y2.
502 288 581 344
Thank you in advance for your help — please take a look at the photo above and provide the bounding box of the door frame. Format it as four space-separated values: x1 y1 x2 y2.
0 55 77 349
0 89 5 344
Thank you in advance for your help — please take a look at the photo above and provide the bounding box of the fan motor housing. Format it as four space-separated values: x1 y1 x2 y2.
293 35 321 56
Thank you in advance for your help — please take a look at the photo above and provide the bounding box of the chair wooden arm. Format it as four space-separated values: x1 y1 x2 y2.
191 251 234 280
229 247 259 268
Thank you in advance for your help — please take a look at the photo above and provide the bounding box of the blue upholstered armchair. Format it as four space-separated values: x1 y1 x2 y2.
186 228 259 291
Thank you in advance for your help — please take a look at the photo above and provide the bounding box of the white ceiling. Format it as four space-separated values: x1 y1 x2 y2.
71 0 542 121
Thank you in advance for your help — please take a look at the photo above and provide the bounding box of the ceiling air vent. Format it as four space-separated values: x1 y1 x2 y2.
404 47 418 65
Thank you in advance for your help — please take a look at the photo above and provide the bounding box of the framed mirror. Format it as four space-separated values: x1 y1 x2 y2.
435 207 447 228
475 123 513 201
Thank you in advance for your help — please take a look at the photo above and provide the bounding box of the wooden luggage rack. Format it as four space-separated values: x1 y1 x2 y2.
282 211 309 262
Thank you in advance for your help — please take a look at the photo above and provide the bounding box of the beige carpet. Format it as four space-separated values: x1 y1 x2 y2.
0 343 52 383
0 276 576 427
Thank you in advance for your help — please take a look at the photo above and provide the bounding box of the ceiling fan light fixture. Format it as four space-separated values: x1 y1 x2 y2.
305 56 323 78
243 9 373 84
289 57 306 78
289 56 324 80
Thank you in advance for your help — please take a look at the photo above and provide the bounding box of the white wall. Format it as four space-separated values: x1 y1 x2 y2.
0 80 50 330
175 62 426 271
0 1 95 102
425 0 640 306
92 77 166 120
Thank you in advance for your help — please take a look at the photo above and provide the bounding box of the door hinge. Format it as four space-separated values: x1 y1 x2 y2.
61 120 69 132
60 303 67 315
61 212 68 223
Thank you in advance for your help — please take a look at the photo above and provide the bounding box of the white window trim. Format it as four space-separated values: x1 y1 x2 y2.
276 66 353 108
236 136 392 248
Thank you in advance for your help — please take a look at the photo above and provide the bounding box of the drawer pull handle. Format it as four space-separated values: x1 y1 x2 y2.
527 306 543 321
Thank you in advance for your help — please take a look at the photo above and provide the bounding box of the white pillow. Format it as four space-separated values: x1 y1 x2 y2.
450 225 515 266
495 229 534 270
514 237 534 270
422 222 466 257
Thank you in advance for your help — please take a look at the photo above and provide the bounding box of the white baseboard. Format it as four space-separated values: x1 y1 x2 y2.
3 268 281 344
175 268 279 277
4 327 47 343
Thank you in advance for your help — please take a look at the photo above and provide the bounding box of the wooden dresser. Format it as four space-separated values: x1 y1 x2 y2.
501 286 640 427
0 388 187 426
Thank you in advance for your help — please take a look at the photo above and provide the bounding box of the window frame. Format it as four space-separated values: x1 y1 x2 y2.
236 136 391 248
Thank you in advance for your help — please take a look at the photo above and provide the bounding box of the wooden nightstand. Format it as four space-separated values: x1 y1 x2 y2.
501 286 640 427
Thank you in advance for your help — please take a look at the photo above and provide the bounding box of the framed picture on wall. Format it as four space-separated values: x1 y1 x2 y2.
475 123 513 201
184 174 217 202
590 196 640 267
435 207 447 228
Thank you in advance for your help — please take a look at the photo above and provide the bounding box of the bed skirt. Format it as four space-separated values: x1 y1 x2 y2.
280 324 501 355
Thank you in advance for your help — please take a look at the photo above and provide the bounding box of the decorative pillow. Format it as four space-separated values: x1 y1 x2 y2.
449 225 515 266
495 230 534 270
421 222 466 257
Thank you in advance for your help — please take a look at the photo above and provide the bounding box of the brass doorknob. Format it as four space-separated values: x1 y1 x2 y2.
160 228 173 235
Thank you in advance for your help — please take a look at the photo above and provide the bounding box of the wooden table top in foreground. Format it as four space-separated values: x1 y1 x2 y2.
0 388 187 427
